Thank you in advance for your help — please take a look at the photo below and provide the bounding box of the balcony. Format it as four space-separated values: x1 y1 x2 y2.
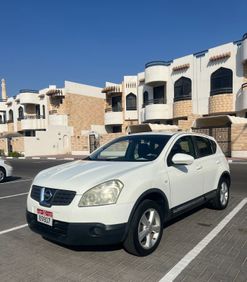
142 99 170 121
242 33 247 62
145 61 169 86
104 108 123 125
209 93 234 114
18 90 40 104
102 85 122 94
18 115 46 131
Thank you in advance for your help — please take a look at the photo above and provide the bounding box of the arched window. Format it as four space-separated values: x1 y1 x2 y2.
18 107 24 120
42 105 46 119
143 91 149 107
8 109 13 122
126 93 137 110
174 77 192 102
210 67 233 96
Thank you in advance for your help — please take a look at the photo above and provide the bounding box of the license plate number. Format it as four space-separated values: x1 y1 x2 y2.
37 209 53 226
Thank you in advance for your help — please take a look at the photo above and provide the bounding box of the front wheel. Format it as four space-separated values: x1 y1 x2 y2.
123 200 164 256
210 178 230 210
0 167 6 183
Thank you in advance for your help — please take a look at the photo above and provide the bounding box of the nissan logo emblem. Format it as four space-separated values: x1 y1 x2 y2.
44 189 53 201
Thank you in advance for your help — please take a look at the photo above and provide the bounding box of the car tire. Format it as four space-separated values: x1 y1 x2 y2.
123 199 164 256
210 177 230 210
0 167 6 183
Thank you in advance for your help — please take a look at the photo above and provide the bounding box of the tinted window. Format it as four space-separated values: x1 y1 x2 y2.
174 77 192 102
167 136 195 166
194 136 213 158
90 135 171 162
210 139 217 154
210 67 233 96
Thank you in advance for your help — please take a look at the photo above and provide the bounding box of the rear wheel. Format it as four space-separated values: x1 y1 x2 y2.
210 178 229 210
123 200 164 256
0 167 6 183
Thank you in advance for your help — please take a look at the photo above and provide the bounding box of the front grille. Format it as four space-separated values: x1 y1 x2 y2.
31 185 76 206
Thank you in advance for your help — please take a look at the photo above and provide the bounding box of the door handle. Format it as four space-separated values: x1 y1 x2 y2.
196 165 202 170
216 160 220 164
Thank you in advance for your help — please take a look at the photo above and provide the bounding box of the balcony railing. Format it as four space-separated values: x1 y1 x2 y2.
174 95 192 102
145 61 171 68
17 115 45 121
142 98 165 108
210 87 233 96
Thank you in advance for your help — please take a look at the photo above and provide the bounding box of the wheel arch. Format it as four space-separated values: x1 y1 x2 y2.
127 189 169 227
220 171 231 187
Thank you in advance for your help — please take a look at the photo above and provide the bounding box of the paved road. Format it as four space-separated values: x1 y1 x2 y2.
0 160 246 281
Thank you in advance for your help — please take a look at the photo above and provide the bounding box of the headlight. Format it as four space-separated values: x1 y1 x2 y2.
78 180 124 207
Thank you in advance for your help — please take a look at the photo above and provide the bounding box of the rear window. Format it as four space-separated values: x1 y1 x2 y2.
193 136 213 158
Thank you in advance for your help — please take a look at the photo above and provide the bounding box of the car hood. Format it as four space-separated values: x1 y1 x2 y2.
33 160 150 194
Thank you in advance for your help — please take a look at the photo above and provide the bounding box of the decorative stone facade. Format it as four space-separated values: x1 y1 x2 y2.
100 133 125 146
0 139 7 154
231 124 247 157
209 94 234 114
48 92 105 152
7 122 14 132
11 137 24 153
173 100 192 119
178 114 201 131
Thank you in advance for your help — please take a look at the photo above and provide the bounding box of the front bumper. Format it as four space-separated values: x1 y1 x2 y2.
26 211 127 246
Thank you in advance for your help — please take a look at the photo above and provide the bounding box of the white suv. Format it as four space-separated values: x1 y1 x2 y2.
26 132 230 256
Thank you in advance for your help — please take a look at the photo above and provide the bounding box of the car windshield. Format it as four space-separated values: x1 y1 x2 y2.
89 134 171 162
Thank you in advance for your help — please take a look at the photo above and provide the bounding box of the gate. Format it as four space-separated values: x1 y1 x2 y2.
193 126 231 157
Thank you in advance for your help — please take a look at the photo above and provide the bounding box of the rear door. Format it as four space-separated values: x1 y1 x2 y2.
166 135 204 208
192 136 220 194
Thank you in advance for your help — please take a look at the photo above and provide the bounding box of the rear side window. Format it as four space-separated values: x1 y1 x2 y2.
193 136 213 158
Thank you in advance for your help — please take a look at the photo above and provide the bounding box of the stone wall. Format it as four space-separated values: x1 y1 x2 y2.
7 122 14 132
209 94 234 114
231 123 247 158
173 100 192 119
0 139 7 155
100 133 126 146
11 137 24 153
48 92 105 153
178 114 201 131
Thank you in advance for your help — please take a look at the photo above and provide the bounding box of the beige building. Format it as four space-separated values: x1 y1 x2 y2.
0 81 105 156
1 33 247 158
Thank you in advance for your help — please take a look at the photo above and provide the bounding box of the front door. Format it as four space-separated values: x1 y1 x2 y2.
166 136 204 208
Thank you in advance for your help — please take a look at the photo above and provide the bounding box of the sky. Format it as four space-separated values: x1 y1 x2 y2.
0 0 246 96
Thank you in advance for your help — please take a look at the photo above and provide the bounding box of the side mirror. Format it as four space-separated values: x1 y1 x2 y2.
172 153 194 165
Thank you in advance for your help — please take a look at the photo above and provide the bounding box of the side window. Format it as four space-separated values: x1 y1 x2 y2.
167 136 195 166
194 136 213 158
